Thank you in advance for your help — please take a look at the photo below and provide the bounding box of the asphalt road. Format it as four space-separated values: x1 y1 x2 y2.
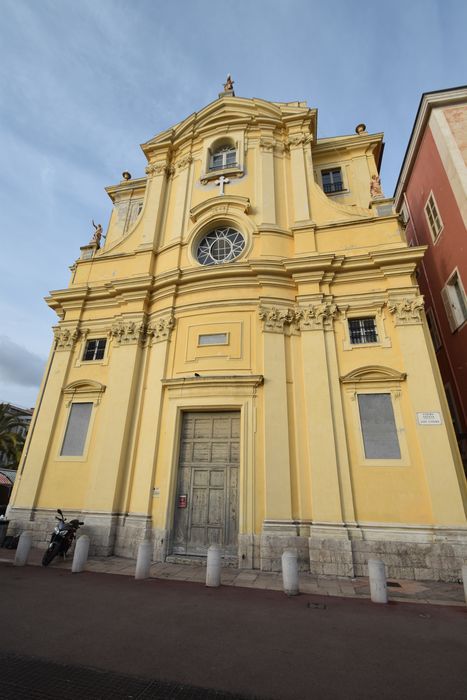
1 564 466 700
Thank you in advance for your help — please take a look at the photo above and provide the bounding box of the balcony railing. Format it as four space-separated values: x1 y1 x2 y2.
209 162 239 172
323 181 345 194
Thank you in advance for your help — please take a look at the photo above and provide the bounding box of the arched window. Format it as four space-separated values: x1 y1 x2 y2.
196 227 245 265
209 144 237 171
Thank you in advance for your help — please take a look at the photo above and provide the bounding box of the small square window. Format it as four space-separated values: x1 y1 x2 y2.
424 194 443 241
321 168 344 194
348 318 378 345
83 338 106 361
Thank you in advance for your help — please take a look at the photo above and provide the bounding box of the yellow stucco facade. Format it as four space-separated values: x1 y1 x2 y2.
9 92 467 580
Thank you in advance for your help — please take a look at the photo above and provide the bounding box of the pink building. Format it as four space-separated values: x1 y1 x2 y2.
394 86 467 471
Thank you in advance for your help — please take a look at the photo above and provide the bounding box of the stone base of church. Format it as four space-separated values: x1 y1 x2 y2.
253 522 467 582
6 509 467 582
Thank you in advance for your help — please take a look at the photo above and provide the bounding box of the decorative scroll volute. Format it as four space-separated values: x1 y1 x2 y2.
145 161 174 178
147 315 176 344
387 296 424 325
295 302 338 331
258 306 297 334
110 320 147 346
53 326 80 351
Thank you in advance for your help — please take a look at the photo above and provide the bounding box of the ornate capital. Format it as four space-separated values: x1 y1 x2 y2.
387 296 424 325
295 302 338 331
259 137 275 152
176 154 193 170
258 306 297 334
110 319 147 346
145 161 174 178
147 315 175 344
53 326 80 351
286 133 312 149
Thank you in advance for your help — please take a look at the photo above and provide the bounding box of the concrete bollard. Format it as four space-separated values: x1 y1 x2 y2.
71 535 90 573
282 548 299 596
462 565 467 606
14 531 33 566
368 559 388 604
206 544 222 587
135 541 152 580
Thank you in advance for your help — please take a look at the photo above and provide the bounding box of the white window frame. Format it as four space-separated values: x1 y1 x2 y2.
201 132 245 183
441 268 467 332
341 307 391 351
319 164 348 195
82 338 107 362
424 192 443 242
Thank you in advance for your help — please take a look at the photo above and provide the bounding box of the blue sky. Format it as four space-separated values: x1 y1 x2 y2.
1 0 466 407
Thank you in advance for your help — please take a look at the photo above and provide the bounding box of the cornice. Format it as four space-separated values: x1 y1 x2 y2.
105 177 147 202
314 132 384 153
162 374 264 389
394 86 467 207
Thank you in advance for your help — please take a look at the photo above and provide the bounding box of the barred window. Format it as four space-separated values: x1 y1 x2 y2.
209 145 237 171
348 318 378 345
83 338 106 361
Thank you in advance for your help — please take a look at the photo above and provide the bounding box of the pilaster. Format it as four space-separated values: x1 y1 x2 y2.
10 324 81 512
296 302 345 523
82 317 147 515
257 135 276 225
139 159 172 249
387 295 467 524
258 306 294 522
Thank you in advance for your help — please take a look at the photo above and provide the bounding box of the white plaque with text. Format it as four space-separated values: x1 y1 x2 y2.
417 412 442 425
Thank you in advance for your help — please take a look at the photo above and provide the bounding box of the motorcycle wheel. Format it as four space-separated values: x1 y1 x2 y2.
42 541 61 567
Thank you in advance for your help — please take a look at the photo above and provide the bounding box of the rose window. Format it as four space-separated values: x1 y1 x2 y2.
196 227 245 265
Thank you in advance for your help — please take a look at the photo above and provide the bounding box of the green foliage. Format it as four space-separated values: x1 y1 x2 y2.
0 404 26 469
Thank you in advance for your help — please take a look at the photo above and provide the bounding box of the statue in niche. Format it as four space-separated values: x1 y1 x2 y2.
223 74 234 91
90 220 103 247
370 174 384 198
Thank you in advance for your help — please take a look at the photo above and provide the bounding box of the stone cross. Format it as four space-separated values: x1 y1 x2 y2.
215 175 230 195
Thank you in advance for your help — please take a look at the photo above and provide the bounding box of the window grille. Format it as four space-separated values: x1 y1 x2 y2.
348 318 378 344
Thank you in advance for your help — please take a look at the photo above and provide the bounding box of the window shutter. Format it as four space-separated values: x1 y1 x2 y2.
441 286 458 332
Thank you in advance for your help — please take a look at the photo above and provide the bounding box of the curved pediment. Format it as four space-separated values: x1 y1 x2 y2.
63 380 106 396
340 366 406 384
142 96 315 155
190 195 250 224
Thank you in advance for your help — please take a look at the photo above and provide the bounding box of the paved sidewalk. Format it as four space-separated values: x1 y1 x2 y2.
1 546 465 606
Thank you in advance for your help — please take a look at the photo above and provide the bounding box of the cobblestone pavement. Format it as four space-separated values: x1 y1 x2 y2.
0 652 265 700
0 546 464 606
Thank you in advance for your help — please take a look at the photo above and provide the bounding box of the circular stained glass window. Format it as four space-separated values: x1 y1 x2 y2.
196 227 245 266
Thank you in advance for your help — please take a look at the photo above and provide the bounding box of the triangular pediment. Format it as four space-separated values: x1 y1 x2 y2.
340 366 406 384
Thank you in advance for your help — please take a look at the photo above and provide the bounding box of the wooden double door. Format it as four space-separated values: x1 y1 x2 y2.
172 412 240 556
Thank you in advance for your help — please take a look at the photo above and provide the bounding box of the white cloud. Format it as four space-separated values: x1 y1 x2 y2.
0 336 46 388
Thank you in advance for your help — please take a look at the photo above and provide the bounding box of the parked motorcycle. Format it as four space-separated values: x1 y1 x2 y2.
42 509 84 566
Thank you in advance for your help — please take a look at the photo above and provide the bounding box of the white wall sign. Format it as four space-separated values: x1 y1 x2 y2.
417 412 442 425
152 487 160 497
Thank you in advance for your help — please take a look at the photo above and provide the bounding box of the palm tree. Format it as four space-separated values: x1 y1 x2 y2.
0 404 26 469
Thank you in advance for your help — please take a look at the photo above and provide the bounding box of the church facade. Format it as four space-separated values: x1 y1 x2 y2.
9 86 467 581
